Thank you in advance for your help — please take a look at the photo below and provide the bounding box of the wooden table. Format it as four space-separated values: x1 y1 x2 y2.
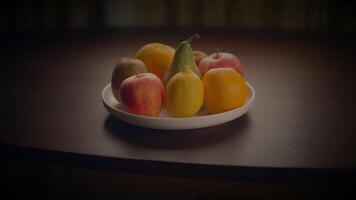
1 29 356 184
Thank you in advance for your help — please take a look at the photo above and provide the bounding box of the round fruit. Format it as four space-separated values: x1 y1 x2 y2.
202 68 247 114
166 67 204 117
111 57 147 102
193 50 208 65
199 52 243 76
136 43 175 80
119 73 164 117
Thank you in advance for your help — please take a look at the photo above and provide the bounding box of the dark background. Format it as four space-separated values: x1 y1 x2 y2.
1 0 356 33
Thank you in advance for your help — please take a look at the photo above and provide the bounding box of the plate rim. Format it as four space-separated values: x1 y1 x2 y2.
102 82 255 121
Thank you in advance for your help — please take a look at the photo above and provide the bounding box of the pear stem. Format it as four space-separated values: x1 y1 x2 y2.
187 34 200 43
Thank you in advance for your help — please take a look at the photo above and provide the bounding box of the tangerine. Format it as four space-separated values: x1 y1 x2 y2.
202 68 248 114
136 43 175 80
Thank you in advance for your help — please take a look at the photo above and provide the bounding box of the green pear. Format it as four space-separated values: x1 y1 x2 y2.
163 34 202 86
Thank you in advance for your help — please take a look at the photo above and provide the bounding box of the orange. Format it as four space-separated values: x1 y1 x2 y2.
136 43 175 80
202 68 248 114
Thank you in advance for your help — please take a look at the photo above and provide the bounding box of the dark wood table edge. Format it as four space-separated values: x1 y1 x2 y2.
1 143 355 184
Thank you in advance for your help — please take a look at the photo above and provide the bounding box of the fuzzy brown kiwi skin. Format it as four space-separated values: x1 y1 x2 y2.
111 57 147 102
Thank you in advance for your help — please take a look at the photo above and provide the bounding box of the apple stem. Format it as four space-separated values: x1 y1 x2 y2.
187 34 200 43
128 67 140 78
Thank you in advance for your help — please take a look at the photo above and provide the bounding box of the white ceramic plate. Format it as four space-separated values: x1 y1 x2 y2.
102 82 255 130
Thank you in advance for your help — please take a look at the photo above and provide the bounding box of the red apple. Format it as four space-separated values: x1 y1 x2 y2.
119 73 164 117
198 52 243 76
